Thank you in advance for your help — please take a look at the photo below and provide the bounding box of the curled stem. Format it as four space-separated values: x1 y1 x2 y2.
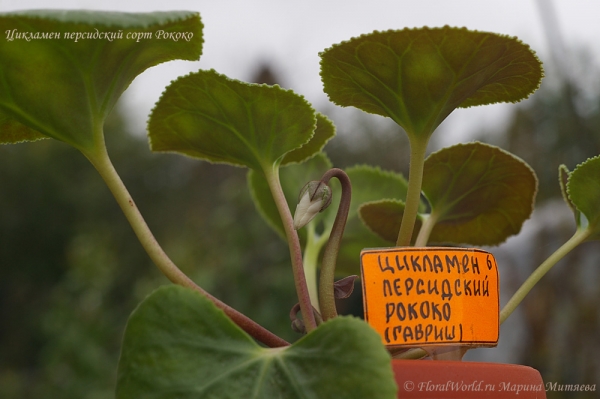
82 142 289 348
318 168 352 321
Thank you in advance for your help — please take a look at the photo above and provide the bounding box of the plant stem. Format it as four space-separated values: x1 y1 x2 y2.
500 227 591 324
303 223 329 312
82 142 289 348
414 209 440 247
397 138 428 247
264 166 317 332
318 168 351 321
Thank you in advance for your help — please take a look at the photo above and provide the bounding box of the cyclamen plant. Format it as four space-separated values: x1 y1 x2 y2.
1 9 599 398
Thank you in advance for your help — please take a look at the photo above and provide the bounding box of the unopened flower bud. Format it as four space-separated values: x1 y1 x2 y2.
293 181 332 230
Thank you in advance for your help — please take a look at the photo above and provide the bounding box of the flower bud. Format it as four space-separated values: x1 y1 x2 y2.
293 181 332 230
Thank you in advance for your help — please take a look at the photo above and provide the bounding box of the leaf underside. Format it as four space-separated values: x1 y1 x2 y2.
0 10 203 149
116 285 397 399
148 69 316 172
320 26 543 139
0 111 48 144
422 142 538 246
359 199 422 243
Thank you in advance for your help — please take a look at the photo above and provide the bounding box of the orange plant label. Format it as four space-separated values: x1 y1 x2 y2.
360 247 499 348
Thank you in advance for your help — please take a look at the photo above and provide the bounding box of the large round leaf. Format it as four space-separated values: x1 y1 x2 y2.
148 69 317 172
423 142 538 245
567 155 600 239
0 10 203 149
320 27 543 139
116 285 397 398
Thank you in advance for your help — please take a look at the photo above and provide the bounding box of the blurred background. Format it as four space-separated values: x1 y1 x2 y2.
1 1 599 398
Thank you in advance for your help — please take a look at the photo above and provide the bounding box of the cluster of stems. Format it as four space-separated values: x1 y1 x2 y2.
83 138 289 348
83 124 355 346
83 118 590 354
285 168 352 331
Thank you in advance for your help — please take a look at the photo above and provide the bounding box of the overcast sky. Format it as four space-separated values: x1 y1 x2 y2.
2 0 600 145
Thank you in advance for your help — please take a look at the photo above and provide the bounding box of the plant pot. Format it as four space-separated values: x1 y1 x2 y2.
392 359 546 398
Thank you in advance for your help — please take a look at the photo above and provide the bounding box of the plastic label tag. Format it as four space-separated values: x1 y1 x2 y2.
360 247 499 348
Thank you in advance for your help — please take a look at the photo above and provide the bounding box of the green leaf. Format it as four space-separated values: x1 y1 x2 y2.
423 142 538 246
320 27 543 139
116 285 397 399
346 165 410 219
0 10 203 150
282 113 336 165
0 111 47 144
249 153 333 239
359 199 423 243
148 69 316 172
567 155 600 239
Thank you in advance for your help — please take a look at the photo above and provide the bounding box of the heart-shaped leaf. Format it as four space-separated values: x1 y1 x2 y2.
249 153 334 239
423 142 537 246
0 10 203 150
320 27 543 140
567 155 600 239
116 285 397 399
148 69 316 172
358 199 423 243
